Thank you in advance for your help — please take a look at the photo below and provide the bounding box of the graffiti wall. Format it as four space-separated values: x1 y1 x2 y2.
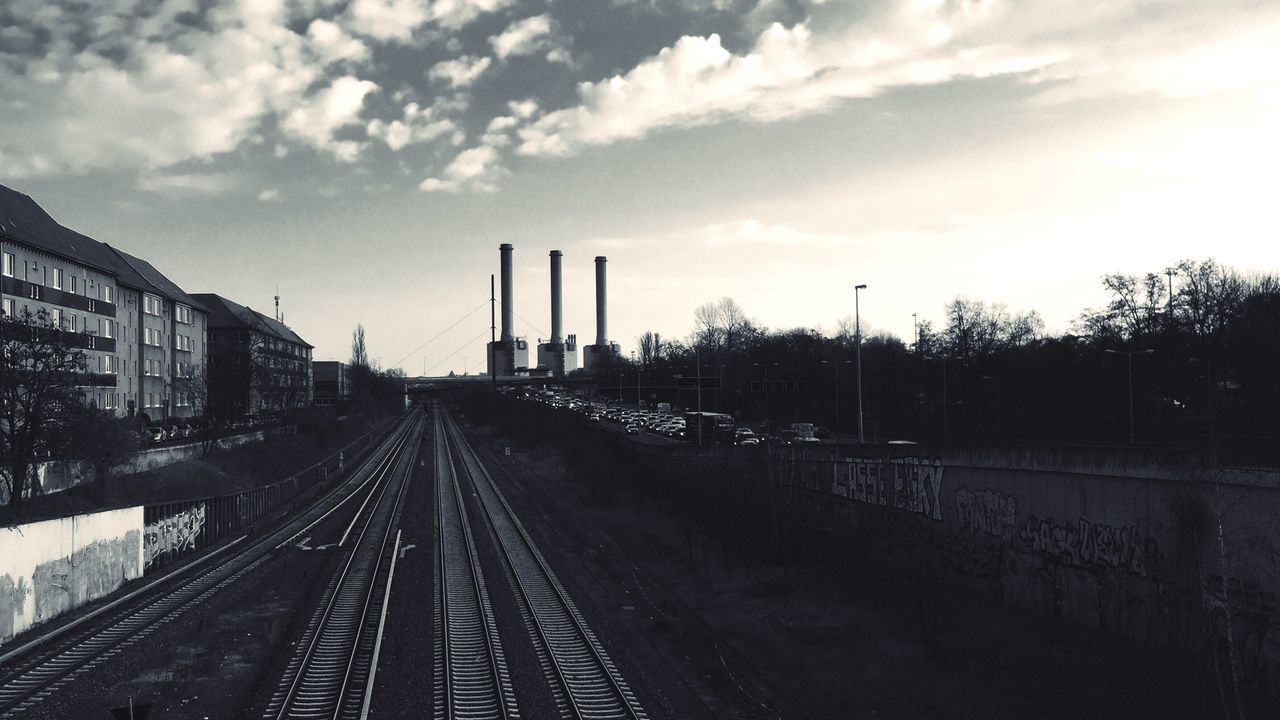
144 504 207 568
638 442 1280 692
0 506 144 647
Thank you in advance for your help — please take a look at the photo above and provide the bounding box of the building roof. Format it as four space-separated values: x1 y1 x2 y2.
0 185 122 274
101 245 209 312
0 183 207 311
190 292 313 349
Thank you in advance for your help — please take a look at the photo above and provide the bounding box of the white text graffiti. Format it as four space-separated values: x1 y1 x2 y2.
831 456 944 520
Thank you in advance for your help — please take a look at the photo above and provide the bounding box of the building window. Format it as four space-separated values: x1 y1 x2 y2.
68 314 76 332
176 304 192 324
103 355 118 374
2 252 13 277
143 294 162 316
52 268 63 290
102 285 115 304
51 308 62 328
70 276 77 295
99 318 114 339
1 298 12 317
144 327 161 346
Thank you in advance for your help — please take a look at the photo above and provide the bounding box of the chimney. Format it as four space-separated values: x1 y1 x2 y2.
500 243 514 342
594 255 607 346
550 250 563 344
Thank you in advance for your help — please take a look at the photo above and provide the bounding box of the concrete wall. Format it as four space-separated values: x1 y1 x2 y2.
0 430 270 505
0 506 143 645
632 442 1280 691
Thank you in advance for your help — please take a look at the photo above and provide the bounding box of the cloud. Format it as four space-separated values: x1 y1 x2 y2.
0 0 343 177
343 0 430 43
514 1 1280 158
428 54 492 87
258 188 281 201
281 75 380 161
488 14 571 64
419 144 507 192
137 170 239 196
367 101 456 150
306 18 371 64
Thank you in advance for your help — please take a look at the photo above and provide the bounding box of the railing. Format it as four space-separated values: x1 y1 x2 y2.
142 418 395 573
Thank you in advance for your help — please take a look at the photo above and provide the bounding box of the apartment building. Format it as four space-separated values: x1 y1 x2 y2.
0 184 208 420
191 293 313 420
313 361 351 407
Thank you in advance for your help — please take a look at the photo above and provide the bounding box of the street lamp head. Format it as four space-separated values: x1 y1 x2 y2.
855 284 867 290
1103 349 1120 355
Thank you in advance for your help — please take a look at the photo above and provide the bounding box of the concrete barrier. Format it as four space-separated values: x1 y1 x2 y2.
0 506 144 645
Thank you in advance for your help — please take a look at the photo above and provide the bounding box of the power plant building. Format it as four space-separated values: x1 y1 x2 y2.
536 250 578 376
582 255 620 369
487 243 529 376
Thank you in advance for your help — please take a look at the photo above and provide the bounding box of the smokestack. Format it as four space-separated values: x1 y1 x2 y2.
549 250 563 344
594 256 607 346
500 243 514 342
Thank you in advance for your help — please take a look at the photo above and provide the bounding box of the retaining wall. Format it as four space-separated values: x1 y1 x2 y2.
629 441 1280 692
0 506 144 645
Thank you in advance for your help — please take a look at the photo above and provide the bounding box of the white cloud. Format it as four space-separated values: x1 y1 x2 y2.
419 143 507 192
515 1 1280 158
343 0 429 43
367 102 456 150
488 14 570 62
0 0 335 177
306 18 371 64
281 75 379 161
427 0 519 31
258 187 281 201
137 170 238 196
428 55 492 87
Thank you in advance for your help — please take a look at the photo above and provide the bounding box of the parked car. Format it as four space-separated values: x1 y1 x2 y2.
625 424 640 434
147 426 166 443
176 424 194 438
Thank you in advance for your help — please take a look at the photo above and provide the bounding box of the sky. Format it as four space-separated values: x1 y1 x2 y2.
2 0 1278 375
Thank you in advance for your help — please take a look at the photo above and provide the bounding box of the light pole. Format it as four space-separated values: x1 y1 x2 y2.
925 355 948 443
821 359 853 440
855 283 867 443
753 362 778 431
1104 348 1154 444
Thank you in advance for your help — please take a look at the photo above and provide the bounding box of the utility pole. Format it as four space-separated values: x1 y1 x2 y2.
1166 267 1175 328
1104 348 1154 444
855 283 867 443
490 273 496 386
912 312 918 352
696 348 703 446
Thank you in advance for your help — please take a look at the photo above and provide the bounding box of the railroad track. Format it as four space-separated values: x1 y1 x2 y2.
264 413 423 719
443 411 648 720
0 413 421 720
432 403 520 720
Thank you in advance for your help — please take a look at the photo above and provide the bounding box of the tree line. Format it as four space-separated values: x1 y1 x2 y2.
613 259 1277 462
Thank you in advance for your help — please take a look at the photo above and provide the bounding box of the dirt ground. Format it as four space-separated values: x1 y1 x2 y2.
469 422 1271 720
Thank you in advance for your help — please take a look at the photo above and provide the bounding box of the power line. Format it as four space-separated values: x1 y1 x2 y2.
389 299 489 370
425 329 491 376
512 310 546 339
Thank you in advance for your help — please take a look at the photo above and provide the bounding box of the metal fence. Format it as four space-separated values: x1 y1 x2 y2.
142 421 392 573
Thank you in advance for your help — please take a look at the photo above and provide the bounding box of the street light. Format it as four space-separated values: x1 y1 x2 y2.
753 362 779 431
855 283 867 443
1103 348 1154 444
821 359 853 441
924 355 949 444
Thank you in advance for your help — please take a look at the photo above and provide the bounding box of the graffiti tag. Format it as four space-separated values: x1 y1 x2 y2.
831 456 944 521
954 487 1017 539
144 505 206 567
1019 515 1152 577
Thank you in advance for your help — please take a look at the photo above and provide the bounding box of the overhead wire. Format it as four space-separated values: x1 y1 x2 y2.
424 329 491 376
390 299 490 370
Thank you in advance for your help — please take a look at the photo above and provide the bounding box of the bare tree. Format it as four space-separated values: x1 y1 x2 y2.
0 308 88 510
637 331 661 365
693 297 760 360
942 296 1042 361
170 363 220 456
351 324 369 368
